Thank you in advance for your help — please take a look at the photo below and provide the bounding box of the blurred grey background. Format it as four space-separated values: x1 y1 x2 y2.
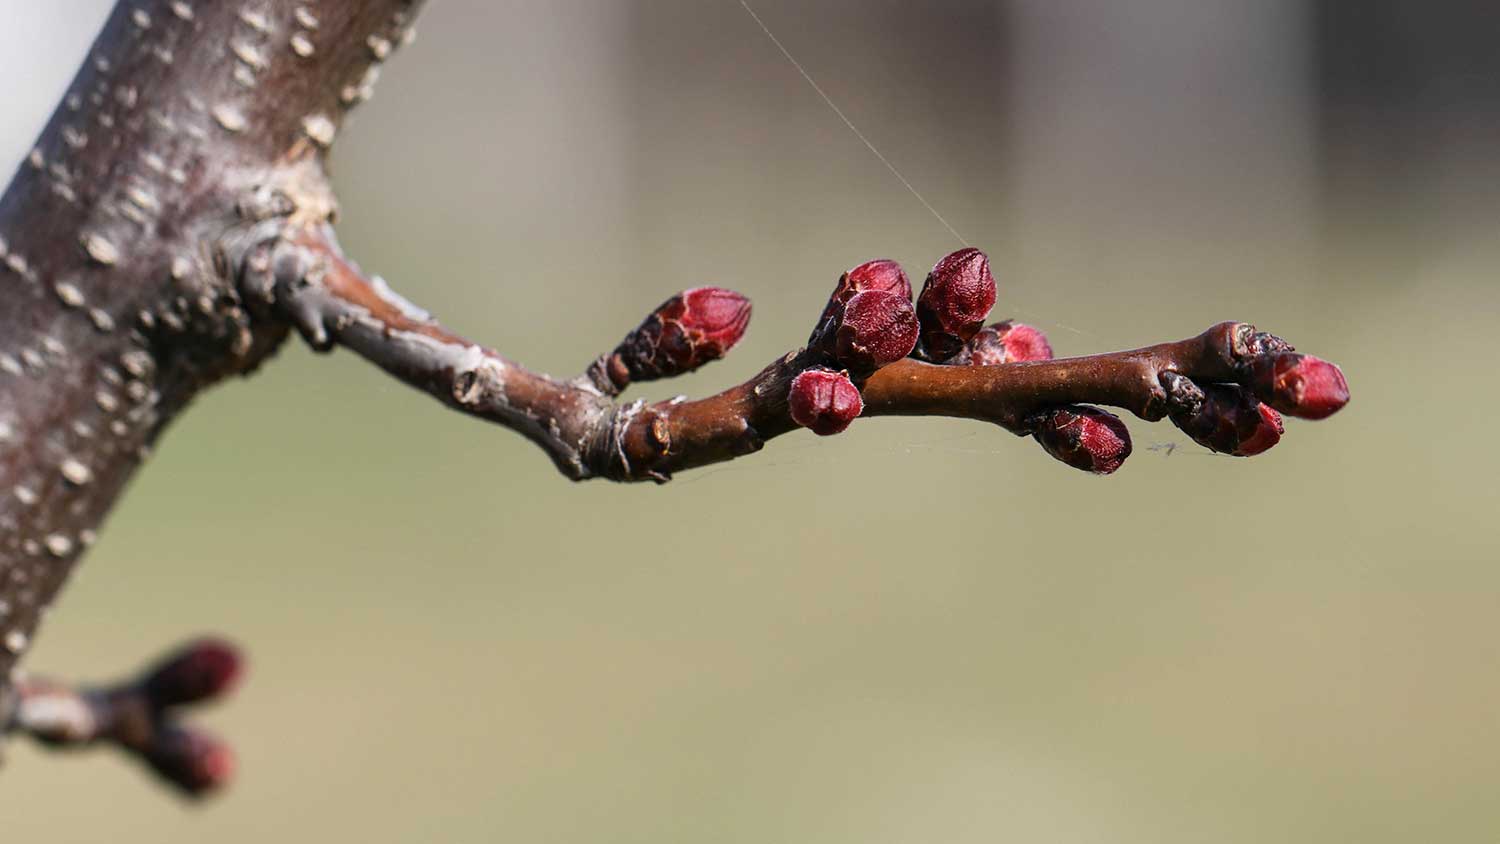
2 2 1497 842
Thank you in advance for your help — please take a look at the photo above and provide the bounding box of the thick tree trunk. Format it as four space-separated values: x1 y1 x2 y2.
0 0 422 714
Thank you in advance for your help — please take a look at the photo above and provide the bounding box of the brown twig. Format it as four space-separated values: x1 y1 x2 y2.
263 224 1348 484
6 638 243 797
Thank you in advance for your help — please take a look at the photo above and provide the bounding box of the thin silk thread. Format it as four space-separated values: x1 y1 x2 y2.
737 0 969 247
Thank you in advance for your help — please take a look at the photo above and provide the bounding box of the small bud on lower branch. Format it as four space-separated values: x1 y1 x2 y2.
1246 353 1350 420
819 258 911 325
789 368 863 436
953 320 1053 366
12 637 245 799
1030 405 1132 474
1162 373 1283 457
140 638 243 709
142 725 235 796
916 248 997 362
603 287 752 391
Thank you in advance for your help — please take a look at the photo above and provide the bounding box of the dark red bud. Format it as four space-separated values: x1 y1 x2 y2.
610 287 752 386
832 290 920 372
788 368 863 436
1168 383 1284 457
955 320 1053 366
916 248 997 361
1247 353 1349 420
1238 403 1286 456
1031 405 1132 474
143 726 235 797
819 259 911 324
141 638 243 709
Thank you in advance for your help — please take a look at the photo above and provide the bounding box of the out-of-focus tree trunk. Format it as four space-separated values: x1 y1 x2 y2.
0 0 424 717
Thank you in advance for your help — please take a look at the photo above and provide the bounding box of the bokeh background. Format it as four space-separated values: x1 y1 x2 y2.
3 2 1498 841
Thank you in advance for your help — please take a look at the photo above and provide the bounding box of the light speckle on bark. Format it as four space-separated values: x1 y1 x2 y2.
53 282 86 308
301 113 336 147
212 104 248 133
60 459 94 487
44 535 74 559
367 35 392 60
238 8 273 34
81 233 121 266
291 33 316 58
231 40 268 72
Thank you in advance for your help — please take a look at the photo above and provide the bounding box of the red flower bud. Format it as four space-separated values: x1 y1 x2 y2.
819 259 911 324
609 287 752 387
954 320 1053 366
1247 353 1349 420
143 726 235 797
830 290 920 372
141 638 243 709
1031 405 1132 474
916 248 996 361
1167 382 1284 457
788 368 863 436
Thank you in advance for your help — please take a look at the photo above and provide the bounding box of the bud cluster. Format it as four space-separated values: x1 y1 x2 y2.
128 638 244 796
808 259 922 376
779 251 1346 465
790 257 932 436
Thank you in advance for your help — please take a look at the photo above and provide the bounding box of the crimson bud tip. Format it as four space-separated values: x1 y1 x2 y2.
916 248 997 362
610 287 752 387
1032 405 1132 474
1249 353 1349 420
141 638 244 709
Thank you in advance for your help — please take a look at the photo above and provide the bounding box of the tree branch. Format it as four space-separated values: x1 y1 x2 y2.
273 225 1348 483
6 638 242 797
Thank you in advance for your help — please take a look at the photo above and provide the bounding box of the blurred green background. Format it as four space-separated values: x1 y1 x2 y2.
3 2 1497 841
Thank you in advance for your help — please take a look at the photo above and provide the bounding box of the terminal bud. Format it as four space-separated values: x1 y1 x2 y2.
606 287 752 389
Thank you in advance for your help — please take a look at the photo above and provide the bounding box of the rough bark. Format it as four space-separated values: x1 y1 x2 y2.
0 0 423 717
